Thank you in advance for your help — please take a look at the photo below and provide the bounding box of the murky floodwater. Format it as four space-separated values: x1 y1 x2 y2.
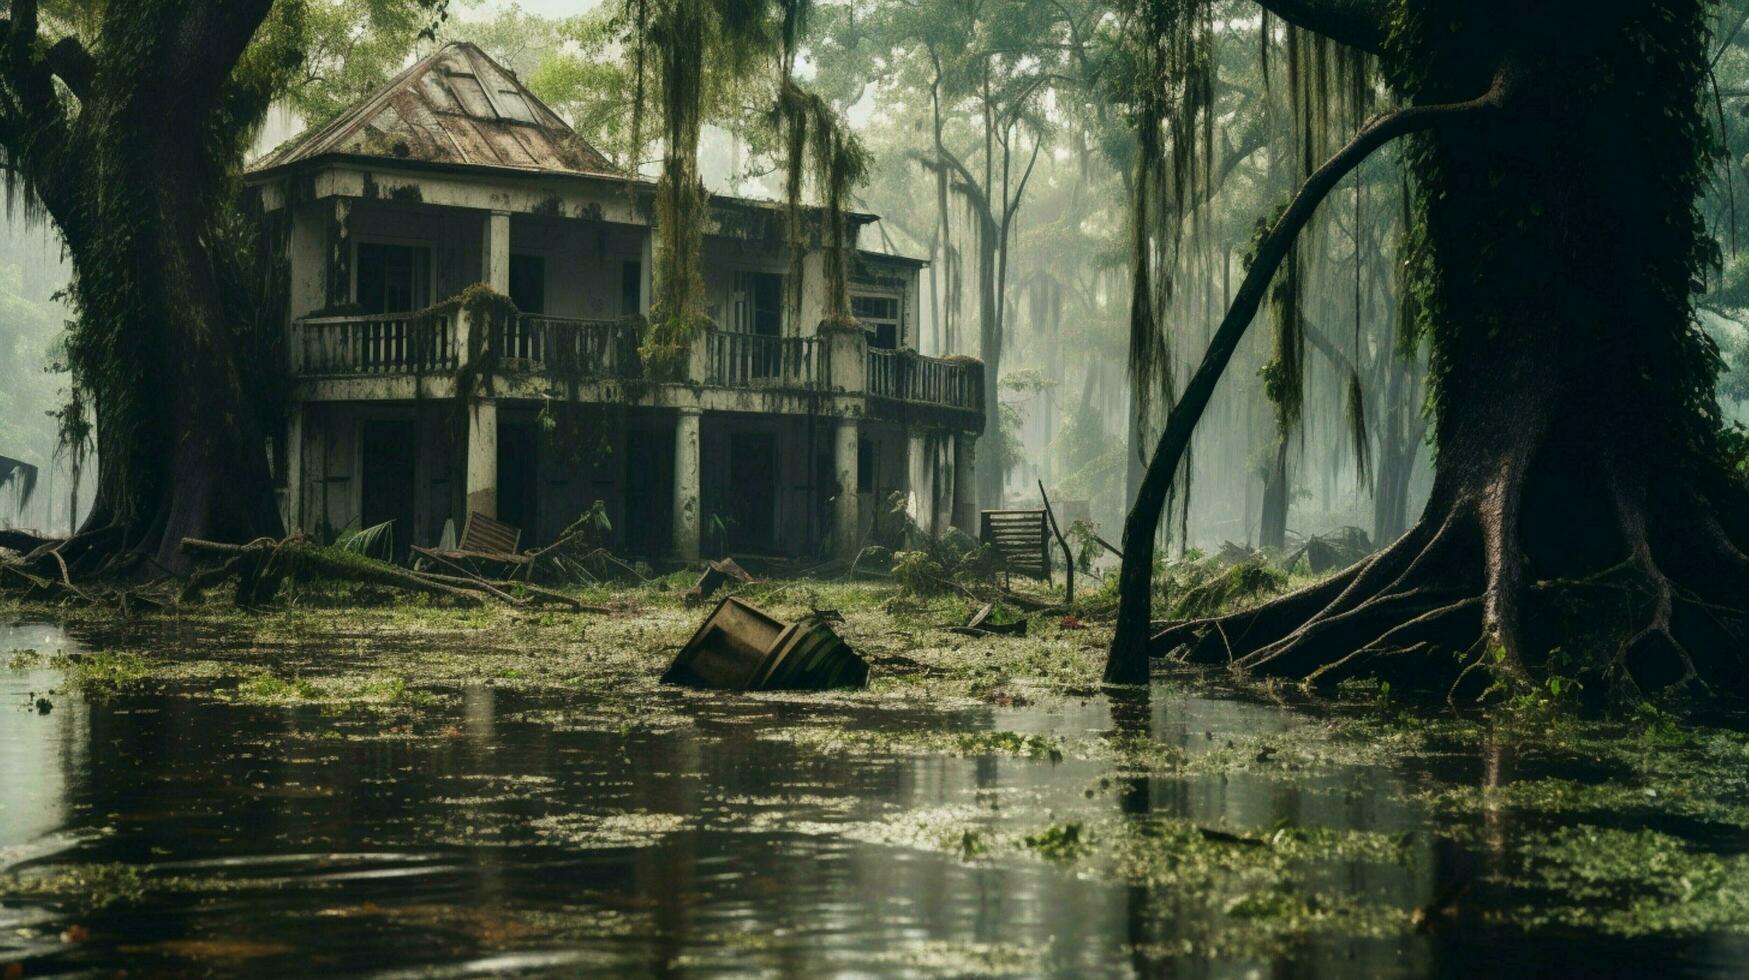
2 616 1746 977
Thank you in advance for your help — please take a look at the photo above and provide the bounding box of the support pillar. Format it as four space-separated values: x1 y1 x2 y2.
483 210 511 293
466 398 498 520
953 430 978 534
674 408 702 560
905 428 930 539
834 419 860 559
285 405 306 533
639 230 654 315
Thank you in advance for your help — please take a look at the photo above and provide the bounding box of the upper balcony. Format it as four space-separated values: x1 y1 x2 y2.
288 303 985 430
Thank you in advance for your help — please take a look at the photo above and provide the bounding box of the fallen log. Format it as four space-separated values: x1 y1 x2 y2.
181 537 486 606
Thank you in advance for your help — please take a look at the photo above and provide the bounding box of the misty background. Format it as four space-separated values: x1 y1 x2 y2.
7 0 1749 560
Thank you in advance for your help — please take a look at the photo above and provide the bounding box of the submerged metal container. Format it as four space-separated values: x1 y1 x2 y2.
662 596 868 691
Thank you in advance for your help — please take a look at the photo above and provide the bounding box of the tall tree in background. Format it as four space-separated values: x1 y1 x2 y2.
1110 0 1749 701
0 0 445 574
851 0 1061 507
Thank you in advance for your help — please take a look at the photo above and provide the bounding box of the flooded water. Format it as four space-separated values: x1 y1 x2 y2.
2 615 1747 977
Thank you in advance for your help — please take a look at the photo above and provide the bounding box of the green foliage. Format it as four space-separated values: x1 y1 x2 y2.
1158 548 1290 621
50 650 154 699
335 520 396 562
890 527 999 597
1066 518 1104 573
282 0 453 126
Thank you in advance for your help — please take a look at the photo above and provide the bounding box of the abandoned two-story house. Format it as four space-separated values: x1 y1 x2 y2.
247 43 984 561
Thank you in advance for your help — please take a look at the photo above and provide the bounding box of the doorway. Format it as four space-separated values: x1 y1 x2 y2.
360 419 416 560
625 427 675 556
497 422 539 544
728 433 777 553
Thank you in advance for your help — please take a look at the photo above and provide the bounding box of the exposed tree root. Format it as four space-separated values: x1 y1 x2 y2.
1150 471 1749 701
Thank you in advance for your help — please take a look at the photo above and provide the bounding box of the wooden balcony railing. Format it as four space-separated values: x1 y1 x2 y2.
291 311 983 419
866 348 982 411
496 315 641 379
294 308 457 376
707 332 820 389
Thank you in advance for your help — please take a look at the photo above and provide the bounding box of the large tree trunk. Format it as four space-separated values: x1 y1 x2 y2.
976 216 1004 509
7 1 285 579
1259 436 1289 551
1370 356 1417 545
1150 0 1749 698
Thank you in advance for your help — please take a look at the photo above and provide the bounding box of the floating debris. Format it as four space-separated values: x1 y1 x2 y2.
662 596 867 691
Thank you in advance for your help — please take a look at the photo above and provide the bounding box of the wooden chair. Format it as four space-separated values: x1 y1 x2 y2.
980 509 1052 583
412 511 531 572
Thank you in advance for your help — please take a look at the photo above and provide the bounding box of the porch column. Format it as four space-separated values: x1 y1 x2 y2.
905 427 930 539
639 230 654 315
482 210 511 293
834 419 860 559
673 407 702 560
284 406 306 533
953 430 978 534
466 398 498 520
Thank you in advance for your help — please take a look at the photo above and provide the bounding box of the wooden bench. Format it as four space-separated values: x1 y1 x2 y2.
412 511 531 570
980 509 1052 581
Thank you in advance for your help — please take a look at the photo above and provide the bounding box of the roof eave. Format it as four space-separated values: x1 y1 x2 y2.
245 153 882 224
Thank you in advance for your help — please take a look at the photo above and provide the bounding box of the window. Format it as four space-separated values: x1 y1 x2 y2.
356 243 431 314
509 254 545 314
852 295 900 350
621 261 642 316
733 271 784 336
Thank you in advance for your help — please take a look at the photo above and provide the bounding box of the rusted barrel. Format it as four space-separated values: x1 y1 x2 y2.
663 596 868 691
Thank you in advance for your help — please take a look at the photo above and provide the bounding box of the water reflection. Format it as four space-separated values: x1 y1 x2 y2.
0 624 88 859
0 620 1741 976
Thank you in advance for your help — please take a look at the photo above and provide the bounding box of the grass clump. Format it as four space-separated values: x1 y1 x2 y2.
1499 825 1749 936
50 651 155 698
223 670 436 709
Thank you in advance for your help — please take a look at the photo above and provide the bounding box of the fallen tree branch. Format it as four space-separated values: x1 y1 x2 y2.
181 537 485 606
415 570 611 612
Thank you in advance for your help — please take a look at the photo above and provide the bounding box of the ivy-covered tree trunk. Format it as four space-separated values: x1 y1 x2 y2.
1259 437 1289 551
975 211 1003 509
1138 0 1749 699
0 1 285 576
1369 355 1421 545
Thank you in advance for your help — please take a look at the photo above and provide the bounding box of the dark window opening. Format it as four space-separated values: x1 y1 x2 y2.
736 271 784 336
857 437 874 490
509 254 546 315
621 261 642 316
852 295 900 349
356 243 431 314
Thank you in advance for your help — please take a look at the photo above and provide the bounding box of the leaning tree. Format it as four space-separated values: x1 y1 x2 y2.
1107 0 1749 700
0 0 443 577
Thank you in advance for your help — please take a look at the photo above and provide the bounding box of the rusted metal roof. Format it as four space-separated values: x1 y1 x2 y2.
251 43 619 178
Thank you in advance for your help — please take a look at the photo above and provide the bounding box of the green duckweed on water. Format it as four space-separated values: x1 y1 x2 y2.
5 579 1749 972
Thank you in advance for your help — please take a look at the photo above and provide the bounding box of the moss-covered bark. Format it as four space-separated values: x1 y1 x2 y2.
0 1 293 576
1128 0 1749 701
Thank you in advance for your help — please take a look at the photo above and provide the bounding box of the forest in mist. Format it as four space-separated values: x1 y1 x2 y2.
4 0 1749 559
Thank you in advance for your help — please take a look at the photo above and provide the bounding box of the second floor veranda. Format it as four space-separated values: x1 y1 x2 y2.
288 299 986 430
